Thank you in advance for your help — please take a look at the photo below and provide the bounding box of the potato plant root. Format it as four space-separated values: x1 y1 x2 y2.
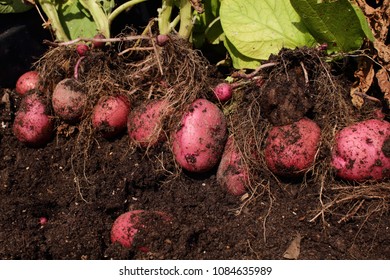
1 29 389 260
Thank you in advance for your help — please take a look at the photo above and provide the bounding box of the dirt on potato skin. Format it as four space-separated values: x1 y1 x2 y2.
1 90 390 260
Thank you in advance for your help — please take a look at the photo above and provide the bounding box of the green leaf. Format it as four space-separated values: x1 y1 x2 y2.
220 0 316 61
205 18 224 45
192 0 222 47
57 0 98 39
351 1 375 42
209 0 220 17
290 0 373 53
223 36 261 69
0 0 33 13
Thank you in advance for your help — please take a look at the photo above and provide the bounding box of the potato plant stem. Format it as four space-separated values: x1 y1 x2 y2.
37 1 69 41
79 0 110 39
44 35 152 46
158 0 174 35
178 0 193 40
232 62 279 79
108 0 148 27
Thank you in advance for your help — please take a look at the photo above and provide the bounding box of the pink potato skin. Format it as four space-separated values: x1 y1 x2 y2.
265 118 321 177
217 136 248 196
214 83 233 103
331 119 390 181
76 44 89 56
110 210 171 249
92 95 130 138
172 98 227 173
15 71 40 96
128 100 169 147
110 210 145 248
52 78 87 122
12 93 53 147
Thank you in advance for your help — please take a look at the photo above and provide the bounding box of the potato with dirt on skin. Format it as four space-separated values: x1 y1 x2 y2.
217 136 249 196
15 71 40 96
264 117 321 177
331 119 390 182
128 99 169 147
52 78 87 123
92 95 131 138
12 93 53 147
110 210 171 250
172 98 227 173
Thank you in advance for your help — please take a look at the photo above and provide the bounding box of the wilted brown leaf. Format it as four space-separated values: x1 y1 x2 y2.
283 233 302 260
376 68 390 104
355 0 389 65
350 56 375 108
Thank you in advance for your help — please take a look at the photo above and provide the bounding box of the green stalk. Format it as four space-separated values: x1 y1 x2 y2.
79 0 110 38
158 0 174 35
37 0 69 41
108 0 148 28
178 0 193 40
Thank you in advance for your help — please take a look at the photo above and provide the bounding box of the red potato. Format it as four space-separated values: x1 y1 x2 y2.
331 119 390 182
92 95 130 138
76 44 89 56
217 136 249 196
15 71 40 96
156 34 169 46
92 33 106 49
172 98 227 173
12 93 53 147
214 83 233 103
128 99 169 147
265 118 321 177
52 78 87 123
110 210 171 249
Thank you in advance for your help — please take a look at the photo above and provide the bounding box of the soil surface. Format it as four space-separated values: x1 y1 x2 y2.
1 88 389 260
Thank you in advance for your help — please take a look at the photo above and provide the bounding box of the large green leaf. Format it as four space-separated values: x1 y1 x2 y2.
220 0 316 60
57 0 99 39
290 0 374 53
0 0 33 13
223 36 261 69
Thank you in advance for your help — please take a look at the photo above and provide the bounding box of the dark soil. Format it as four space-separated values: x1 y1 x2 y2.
260 65 312 126
1 87 389 260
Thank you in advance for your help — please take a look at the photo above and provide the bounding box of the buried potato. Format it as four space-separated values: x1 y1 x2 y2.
217 136 249 196
331 119 390 182
110 210 171 250
264 118 321 177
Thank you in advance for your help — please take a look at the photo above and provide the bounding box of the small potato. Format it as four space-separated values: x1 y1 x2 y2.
110 210 171 249
331 119 390 181
172 98 227 173
214 83 233 103
217 136 249 196
92 95 130 138
12 93 53 147
15 71 40 96
128 99 169 147
52 78 87 123
264 118 321 177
